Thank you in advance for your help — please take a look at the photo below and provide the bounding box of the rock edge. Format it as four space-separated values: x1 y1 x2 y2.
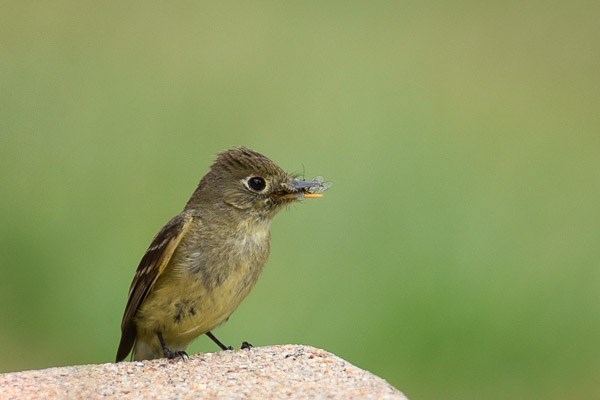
0 344 407 399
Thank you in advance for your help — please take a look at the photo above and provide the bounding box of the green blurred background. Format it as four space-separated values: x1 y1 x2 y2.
1 1 599 399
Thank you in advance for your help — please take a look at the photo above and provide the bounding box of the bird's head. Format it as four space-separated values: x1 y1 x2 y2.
188 147 329 220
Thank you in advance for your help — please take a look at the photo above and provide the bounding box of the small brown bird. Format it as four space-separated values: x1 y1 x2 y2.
116 147 327 361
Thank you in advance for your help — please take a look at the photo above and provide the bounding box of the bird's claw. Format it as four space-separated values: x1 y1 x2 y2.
241 341 253 350
163 347 189 360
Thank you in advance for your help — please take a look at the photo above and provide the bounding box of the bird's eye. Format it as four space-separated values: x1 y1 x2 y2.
246 176 267 192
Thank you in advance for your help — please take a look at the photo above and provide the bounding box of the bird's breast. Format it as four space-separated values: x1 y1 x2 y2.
135 218 273 346
160 228 271 341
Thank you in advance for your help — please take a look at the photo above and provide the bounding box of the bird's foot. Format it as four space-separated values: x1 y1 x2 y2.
241 341 253 350
157 331 189 360
163 347 189 360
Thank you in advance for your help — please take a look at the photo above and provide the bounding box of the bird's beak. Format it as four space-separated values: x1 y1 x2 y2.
291 179 324 198
278 177 331 199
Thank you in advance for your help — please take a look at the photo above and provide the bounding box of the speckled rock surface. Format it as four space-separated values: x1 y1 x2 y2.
0 345 407 399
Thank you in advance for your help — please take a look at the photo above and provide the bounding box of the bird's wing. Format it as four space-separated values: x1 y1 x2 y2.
115 212 194 362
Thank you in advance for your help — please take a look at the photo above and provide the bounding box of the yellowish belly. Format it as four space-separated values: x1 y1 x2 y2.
135 260 261 349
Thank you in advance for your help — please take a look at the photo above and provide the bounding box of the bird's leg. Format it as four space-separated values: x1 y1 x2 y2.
157 331 188 360
205 331 233 351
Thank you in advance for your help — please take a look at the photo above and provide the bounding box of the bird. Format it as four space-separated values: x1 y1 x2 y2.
115 147 327 361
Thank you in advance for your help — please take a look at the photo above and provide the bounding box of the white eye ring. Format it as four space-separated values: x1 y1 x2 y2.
243 176 268 192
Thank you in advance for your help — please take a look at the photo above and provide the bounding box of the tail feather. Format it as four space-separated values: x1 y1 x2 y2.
115 325 136 362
